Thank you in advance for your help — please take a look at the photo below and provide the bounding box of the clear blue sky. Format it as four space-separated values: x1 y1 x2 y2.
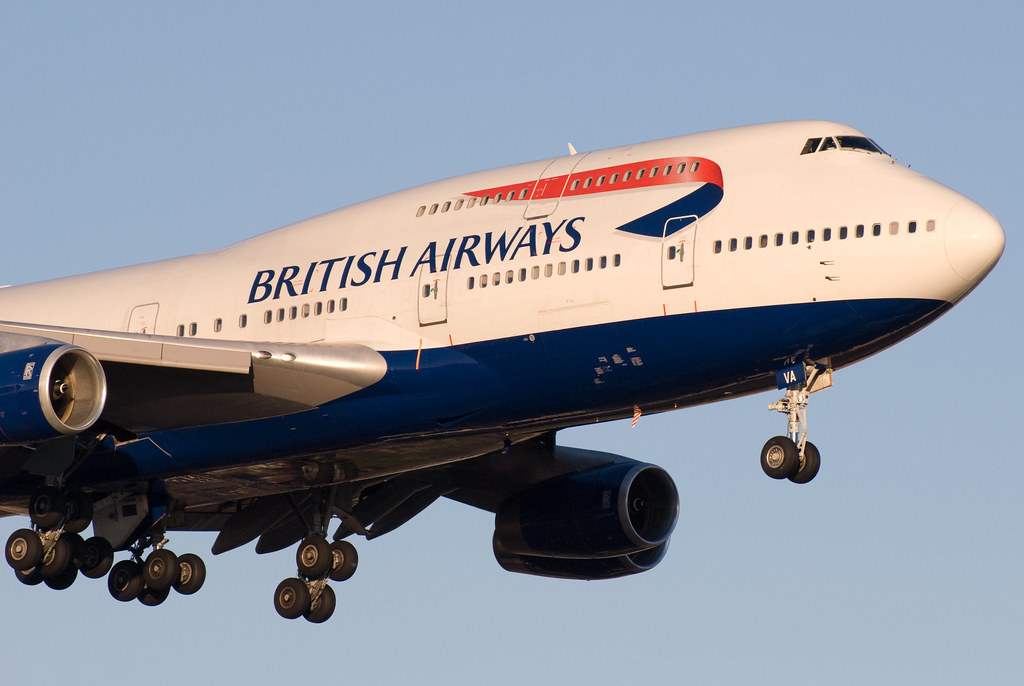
1 2 1020 683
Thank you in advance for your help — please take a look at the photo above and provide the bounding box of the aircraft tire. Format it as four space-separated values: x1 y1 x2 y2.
5 528 43 571
143 549 179 591
274 578 310 619
304 584 336 624
173 553 206 595
79 536 114 579
44 564 78 591
15 566 45 586
62 490 93 535
789 442 821 484
29 487 65 530
760 436 800 479
108 560 144 602
138 585 171 606
39 534 74 578
329 540 358 582
296 535 331 579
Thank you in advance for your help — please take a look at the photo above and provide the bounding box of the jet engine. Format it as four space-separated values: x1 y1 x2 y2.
493 461 678 579
0 343 107 445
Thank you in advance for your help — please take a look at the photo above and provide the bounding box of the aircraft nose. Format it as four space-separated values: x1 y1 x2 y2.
944 199 1005 283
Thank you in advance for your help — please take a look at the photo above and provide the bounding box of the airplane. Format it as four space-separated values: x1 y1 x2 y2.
0 120 1004 622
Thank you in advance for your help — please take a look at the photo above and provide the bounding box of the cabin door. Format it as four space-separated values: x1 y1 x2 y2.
417 266 448 326
661 216 697 288
523 153 589 221
128 303 159 334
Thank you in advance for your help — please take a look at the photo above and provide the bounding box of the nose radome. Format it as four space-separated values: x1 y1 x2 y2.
944 199 1005 283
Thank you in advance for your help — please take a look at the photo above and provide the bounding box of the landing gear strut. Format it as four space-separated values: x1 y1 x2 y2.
761 359 831 484
273 489 359 623
5 485 207 608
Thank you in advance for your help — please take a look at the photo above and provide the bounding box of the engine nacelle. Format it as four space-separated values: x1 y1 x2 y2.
494 535 670 580
0 343 107 445
495 461 678 559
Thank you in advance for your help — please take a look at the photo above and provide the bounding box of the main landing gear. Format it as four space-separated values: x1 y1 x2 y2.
272 489 359 623
4 485 207 607
760 360 832 484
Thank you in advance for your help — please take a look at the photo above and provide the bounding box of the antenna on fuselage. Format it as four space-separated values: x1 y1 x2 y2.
568 142 577 155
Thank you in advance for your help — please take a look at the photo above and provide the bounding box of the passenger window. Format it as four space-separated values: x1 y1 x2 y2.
454 199 464 211
557 262 566 275
340 298 348 311
544 264 553 277
481 274 488 287
791 231 799 245
690 161 700 172
264 311 272 324
775 233 784 246
570 180 580 191
729 238 738 252
873 223 882 236
610 173 619 184
467 197 477 209
889 221 899 235
585 258 594 271
600 256 608 269
481 195 489 205
807 229 815 243
839 226 848 239
636 168 645 180
277 309 285 322
506 270 514 283
908 221 917 234
289 307 297 320
467 276 475 290
650 167 658 178
493 272 500 285
422 284 431 298
927 220 936 232
823 228 832 241
531 266 540 279
583 178 592 189
614 254 621 267
239 314 248 328
301 304 310 318
714 240 722 254
495 193 502 203
759 235 768 248
189 322 197 336
856 225 865 238
623 171 632 182
597 175 606 186
441 201 451 212
314 302 322 315
176 324 185 337
429 204 438 215
519 268 527 281
572 260 580 273
744 237 753 250
327 300 336 314
416 206 426 217
214 318 222 332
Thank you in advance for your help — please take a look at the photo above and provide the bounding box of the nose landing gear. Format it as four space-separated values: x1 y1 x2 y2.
761 359 831 484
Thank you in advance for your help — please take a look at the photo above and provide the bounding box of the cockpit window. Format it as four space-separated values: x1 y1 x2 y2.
800 137 822 155
819 137 837 152
836 135 888 155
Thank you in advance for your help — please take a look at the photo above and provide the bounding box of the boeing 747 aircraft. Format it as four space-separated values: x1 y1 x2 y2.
0 121 1004 622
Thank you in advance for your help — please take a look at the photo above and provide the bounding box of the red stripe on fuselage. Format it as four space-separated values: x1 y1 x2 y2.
464 156 722 203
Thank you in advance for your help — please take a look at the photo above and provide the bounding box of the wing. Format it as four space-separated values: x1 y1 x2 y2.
0 321 387 433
